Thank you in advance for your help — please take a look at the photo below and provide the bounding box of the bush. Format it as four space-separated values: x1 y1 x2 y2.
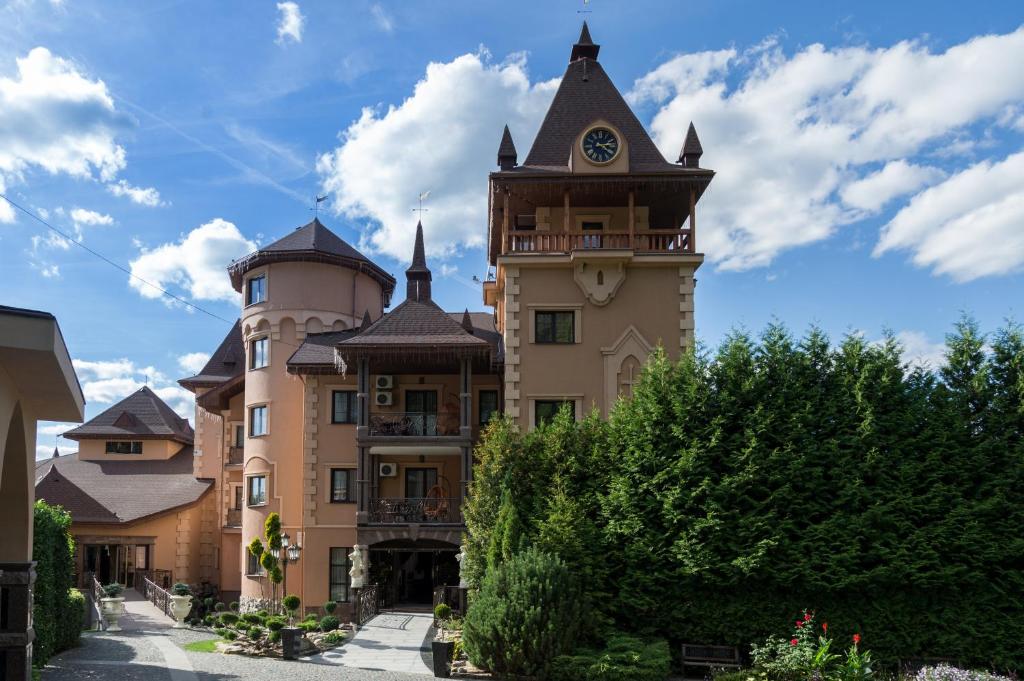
319 615 340 632
248 626 265 640
218 612 239 627
303 613 319 622
257 609 270 618
228 601 239 612
213 627 228 637
224 631 238 641
266 617 286 632
434 603 452 621
101 583 123 598
268 630 282 644
242 613 264 626
204 597 214 609
282 594 301 613
550 634 671 681
911 665 1013 681
323 600 337 615
298 621 319 633
203 615 215 626
235 623 250 635
32 501 77 668
59 588 85 652
171 582 191 596
463 547 583 678
322 631 345 645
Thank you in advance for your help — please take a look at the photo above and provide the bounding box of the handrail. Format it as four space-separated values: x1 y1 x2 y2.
355 584 379 626
368 412 464 437
506 229 693 254
368 497 461 524
144 576 174 618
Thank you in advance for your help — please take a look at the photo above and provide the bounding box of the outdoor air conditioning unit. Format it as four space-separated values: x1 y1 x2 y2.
375 391 393 406
379 463 397 477
375 375 394 390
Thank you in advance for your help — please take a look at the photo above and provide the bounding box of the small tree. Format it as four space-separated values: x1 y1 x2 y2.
282 594 300 623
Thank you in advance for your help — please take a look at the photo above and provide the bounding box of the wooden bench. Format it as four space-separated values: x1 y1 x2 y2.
681 644 741 679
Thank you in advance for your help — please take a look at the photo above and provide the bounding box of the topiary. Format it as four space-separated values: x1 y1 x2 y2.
229 601 239 612
224 631 238 641
434 603 452 621
242 613 264 625
203 597 214 609
248 626 265 640
257 609 270 618
218 612 239 627
303 613 318 622
204 614 215 626
102 583 124 598
282 594 301 614
319 615 340 632
213 627 228 637
171 582 191 596
323 600 337 615
462 547 583 678
267 616 286 632
269 630 282 644
214 602 226 612
298 621 319 633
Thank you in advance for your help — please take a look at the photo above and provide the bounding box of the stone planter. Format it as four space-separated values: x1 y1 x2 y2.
432 640 454 678
169 594 193 628
100 597 125 632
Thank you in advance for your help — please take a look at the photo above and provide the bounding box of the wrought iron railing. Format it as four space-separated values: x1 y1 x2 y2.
355 584 379 626
144 576 173 618
368 497 461 524
432 585 467 617
226 508 242 527
506 229 693 254
226 446 243 466
369 412 444 436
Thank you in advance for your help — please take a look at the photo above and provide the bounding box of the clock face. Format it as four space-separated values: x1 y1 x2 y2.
581 127 620 164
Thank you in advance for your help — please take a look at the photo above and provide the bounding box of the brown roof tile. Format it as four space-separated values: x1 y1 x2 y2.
63 386 194 444
179 320 243 389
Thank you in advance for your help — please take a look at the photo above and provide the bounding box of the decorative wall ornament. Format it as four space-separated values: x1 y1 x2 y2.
573 260 626 306
600 325 654 416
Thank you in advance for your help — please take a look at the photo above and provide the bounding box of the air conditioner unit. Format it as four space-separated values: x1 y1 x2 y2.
375 375 394 390
375 391 393 406
379 463 397 477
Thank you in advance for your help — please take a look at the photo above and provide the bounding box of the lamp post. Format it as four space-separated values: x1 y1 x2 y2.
271 532 302 605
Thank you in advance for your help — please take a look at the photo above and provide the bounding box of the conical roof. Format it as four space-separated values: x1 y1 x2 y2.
678 122 704 166
64 386 194 444
570 21 599 62
497 125 518 169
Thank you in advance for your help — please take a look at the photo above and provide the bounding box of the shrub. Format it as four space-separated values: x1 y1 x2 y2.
266 617 286 632
203 597 214 609
268 630 281 644
463 547 583 678
242 613 264 626
322 631 345 645
911 666 1014 681
319 615 340 632
32 501 76 668
101 583 124 598
203 615 215 626
171 582 191 596
248 626 265 640
282 594 301 615
550 634 671 681
323 600 337 615
224 631 238 641
751 611 873 681
303 613 318 622
218 612 240 627
213 627 228 637
257 609 270 618
59 588 85 652
235 623 250 635
298 621 319 633
228 601 239 612
434 603 452 621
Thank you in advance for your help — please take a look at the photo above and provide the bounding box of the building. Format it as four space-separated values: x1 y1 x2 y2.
0 305 84 680
36 387 214 589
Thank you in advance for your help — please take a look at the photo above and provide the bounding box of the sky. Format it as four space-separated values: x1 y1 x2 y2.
1 0 1022 459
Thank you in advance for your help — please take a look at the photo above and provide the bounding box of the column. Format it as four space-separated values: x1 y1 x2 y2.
459 357 473 511
356 358 370 523
0 562 35 681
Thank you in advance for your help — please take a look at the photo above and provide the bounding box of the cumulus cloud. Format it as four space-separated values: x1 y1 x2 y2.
69 207 113 227
370 4 393 33
318 50 558 262
106 179 165 206
629 27 1024 272
73 358 194 421
0 47 132 222
129 218 256 304
275 2 304 44
177 352 211 374
893 330 947 370
874 152 1024 281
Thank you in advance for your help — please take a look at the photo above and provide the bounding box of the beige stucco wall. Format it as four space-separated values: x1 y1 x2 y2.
77 438 184 461
0 364 34 562
73 508 187 582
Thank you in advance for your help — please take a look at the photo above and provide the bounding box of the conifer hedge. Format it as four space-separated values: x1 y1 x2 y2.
464 318 1024 670
32 500 79 667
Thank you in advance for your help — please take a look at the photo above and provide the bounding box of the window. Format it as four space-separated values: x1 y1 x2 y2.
249 405 267 436
330 468 355 503
535 311 575 344
329 548 351 602
233 485 243 510
581 221 604 231
535 400 575 426
332 391 357 424
406 468 438 499
405 390 438 435
515 214 536 230
246 274 266 305
233 424 244 447
479 390 499 425
250 337 268 369
246 550 264 576
105 441 143 454
248 475 267 506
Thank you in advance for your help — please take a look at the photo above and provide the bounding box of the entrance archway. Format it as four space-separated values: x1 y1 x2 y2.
367 538 459 609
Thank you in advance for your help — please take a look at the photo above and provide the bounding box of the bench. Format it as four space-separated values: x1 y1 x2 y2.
681 644 741 679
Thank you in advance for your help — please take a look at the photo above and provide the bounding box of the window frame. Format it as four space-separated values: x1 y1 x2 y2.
247 474 267 507
534 310 576 344
249 405 268 437
105 441 143 454
249 336 269 370
329 468 356 504
534 399 576 427
331 390 358 425
478 389 499 426
245 274 266 306
329 547 351 603
246 549 265 577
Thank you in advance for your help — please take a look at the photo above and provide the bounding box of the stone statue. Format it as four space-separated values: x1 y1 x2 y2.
457 544 469 588
349 545 366 589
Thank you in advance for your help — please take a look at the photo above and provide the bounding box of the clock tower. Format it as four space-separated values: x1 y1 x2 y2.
483 23 714 427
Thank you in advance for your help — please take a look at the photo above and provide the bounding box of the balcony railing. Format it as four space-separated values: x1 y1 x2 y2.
368 412 462 437
506 229 693 254
368 497 462 524
226 508 241 527
226 446 243 466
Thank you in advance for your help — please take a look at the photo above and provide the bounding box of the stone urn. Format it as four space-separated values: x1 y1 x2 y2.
169 594 193 628
100 597 125 632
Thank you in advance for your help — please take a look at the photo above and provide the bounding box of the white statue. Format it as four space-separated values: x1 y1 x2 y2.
457 544 469 588
349 545 366 589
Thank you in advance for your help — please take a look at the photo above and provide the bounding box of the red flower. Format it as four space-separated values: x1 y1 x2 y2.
853 634 861 645
804 613 812 622
790 639 799 646
796 621 803 628
822 622 828 633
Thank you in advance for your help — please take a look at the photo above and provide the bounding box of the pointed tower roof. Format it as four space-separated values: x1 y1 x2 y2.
678 122 704 167
227 217 395 304
497 125 518 170
179 319 243 390
63 386 194 444
360 309 372 331
405 221 433 302
570 21 600 62
461 309 474 334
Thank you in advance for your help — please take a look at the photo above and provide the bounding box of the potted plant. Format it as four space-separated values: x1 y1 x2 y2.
99 583 125 631
169 582 193 629
432 603 454 677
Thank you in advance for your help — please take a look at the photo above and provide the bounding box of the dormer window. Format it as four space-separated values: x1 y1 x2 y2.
246 274 266 306
106 441 143 454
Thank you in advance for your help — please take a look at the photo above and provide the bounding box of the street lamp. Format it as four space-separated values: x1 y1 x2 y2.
277 532 302 603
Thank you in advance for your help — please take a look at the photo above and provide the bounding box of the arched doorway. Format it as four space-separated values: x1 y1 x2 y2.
368 538 460 609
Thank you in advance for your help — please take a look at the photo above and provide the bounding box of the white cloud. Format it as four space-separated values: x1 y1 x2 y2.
106 179 165 207
840 160 944 213
439 263 458 277
893 330 947 370
630 27 1024 272
370 4 393 33
129 218 256 304
69 207 113 226
0 47 132 222
177 352 210 374
874 151 1024 281
275 2 304 45
73 358 194 421
317 50 558 262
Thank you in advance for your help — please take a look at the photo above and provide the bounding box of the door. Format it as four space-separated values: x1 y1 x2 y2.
405 390 438 435
405 468 438 499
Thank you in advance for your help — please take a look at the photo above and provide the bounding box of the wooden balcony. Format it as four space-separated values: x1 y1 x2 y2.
505 229 693 255
366 497 462 525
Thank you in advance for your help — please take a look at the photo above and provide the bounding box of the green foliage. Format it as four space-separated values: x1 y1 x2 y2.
550 634 671 681
171 582 191 596
303 613 319 622
268 630 282 644
60 588 85 653
322 630 345 645
101 583 123 598
229 601 239 612
203 614 215 626
224 630 238 641
218 612 239 627
319 615 340 631
751 612 872 681
213 627 228 637
434 603 452 621
214 602 226 612
462 547 583 678
282 594 300 613
323 600 337 614
266 616 286 632
242 613 264 625
269 565 283 584
248 626 265 640
32 501 77 667
297 620 319 633
247 537 263 558
264 513 282 545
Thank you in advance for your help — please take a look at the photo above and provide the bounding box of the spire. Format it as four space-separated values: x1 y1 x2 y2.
405 221 432 302
678 121 704 168
53 446 60 459
461 309 474 334
360 309 371 331
570 21 600 62
497 125 517 170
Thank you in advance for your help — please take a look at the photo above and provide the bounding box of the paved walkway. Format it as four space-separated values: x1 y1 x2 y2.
316 611 434 675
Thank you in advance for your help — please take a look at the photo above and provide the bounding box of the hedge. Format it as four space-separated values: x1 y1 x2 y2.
32 501 78 667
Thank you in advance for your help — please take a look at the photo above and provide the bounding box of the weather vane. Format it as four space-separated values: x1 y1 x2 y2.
311 193 328 217
578 0 591 14
412 191 431 218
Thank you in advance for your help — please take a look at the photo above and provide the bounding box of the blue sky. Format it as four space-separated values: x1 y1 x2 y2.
1 0 1021 457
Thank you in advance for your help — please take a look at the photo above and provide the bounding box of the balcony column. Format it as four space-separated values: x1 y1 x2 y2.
460 357 473 506
356 358 370 521
628 190 635 248
689 186 697 253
